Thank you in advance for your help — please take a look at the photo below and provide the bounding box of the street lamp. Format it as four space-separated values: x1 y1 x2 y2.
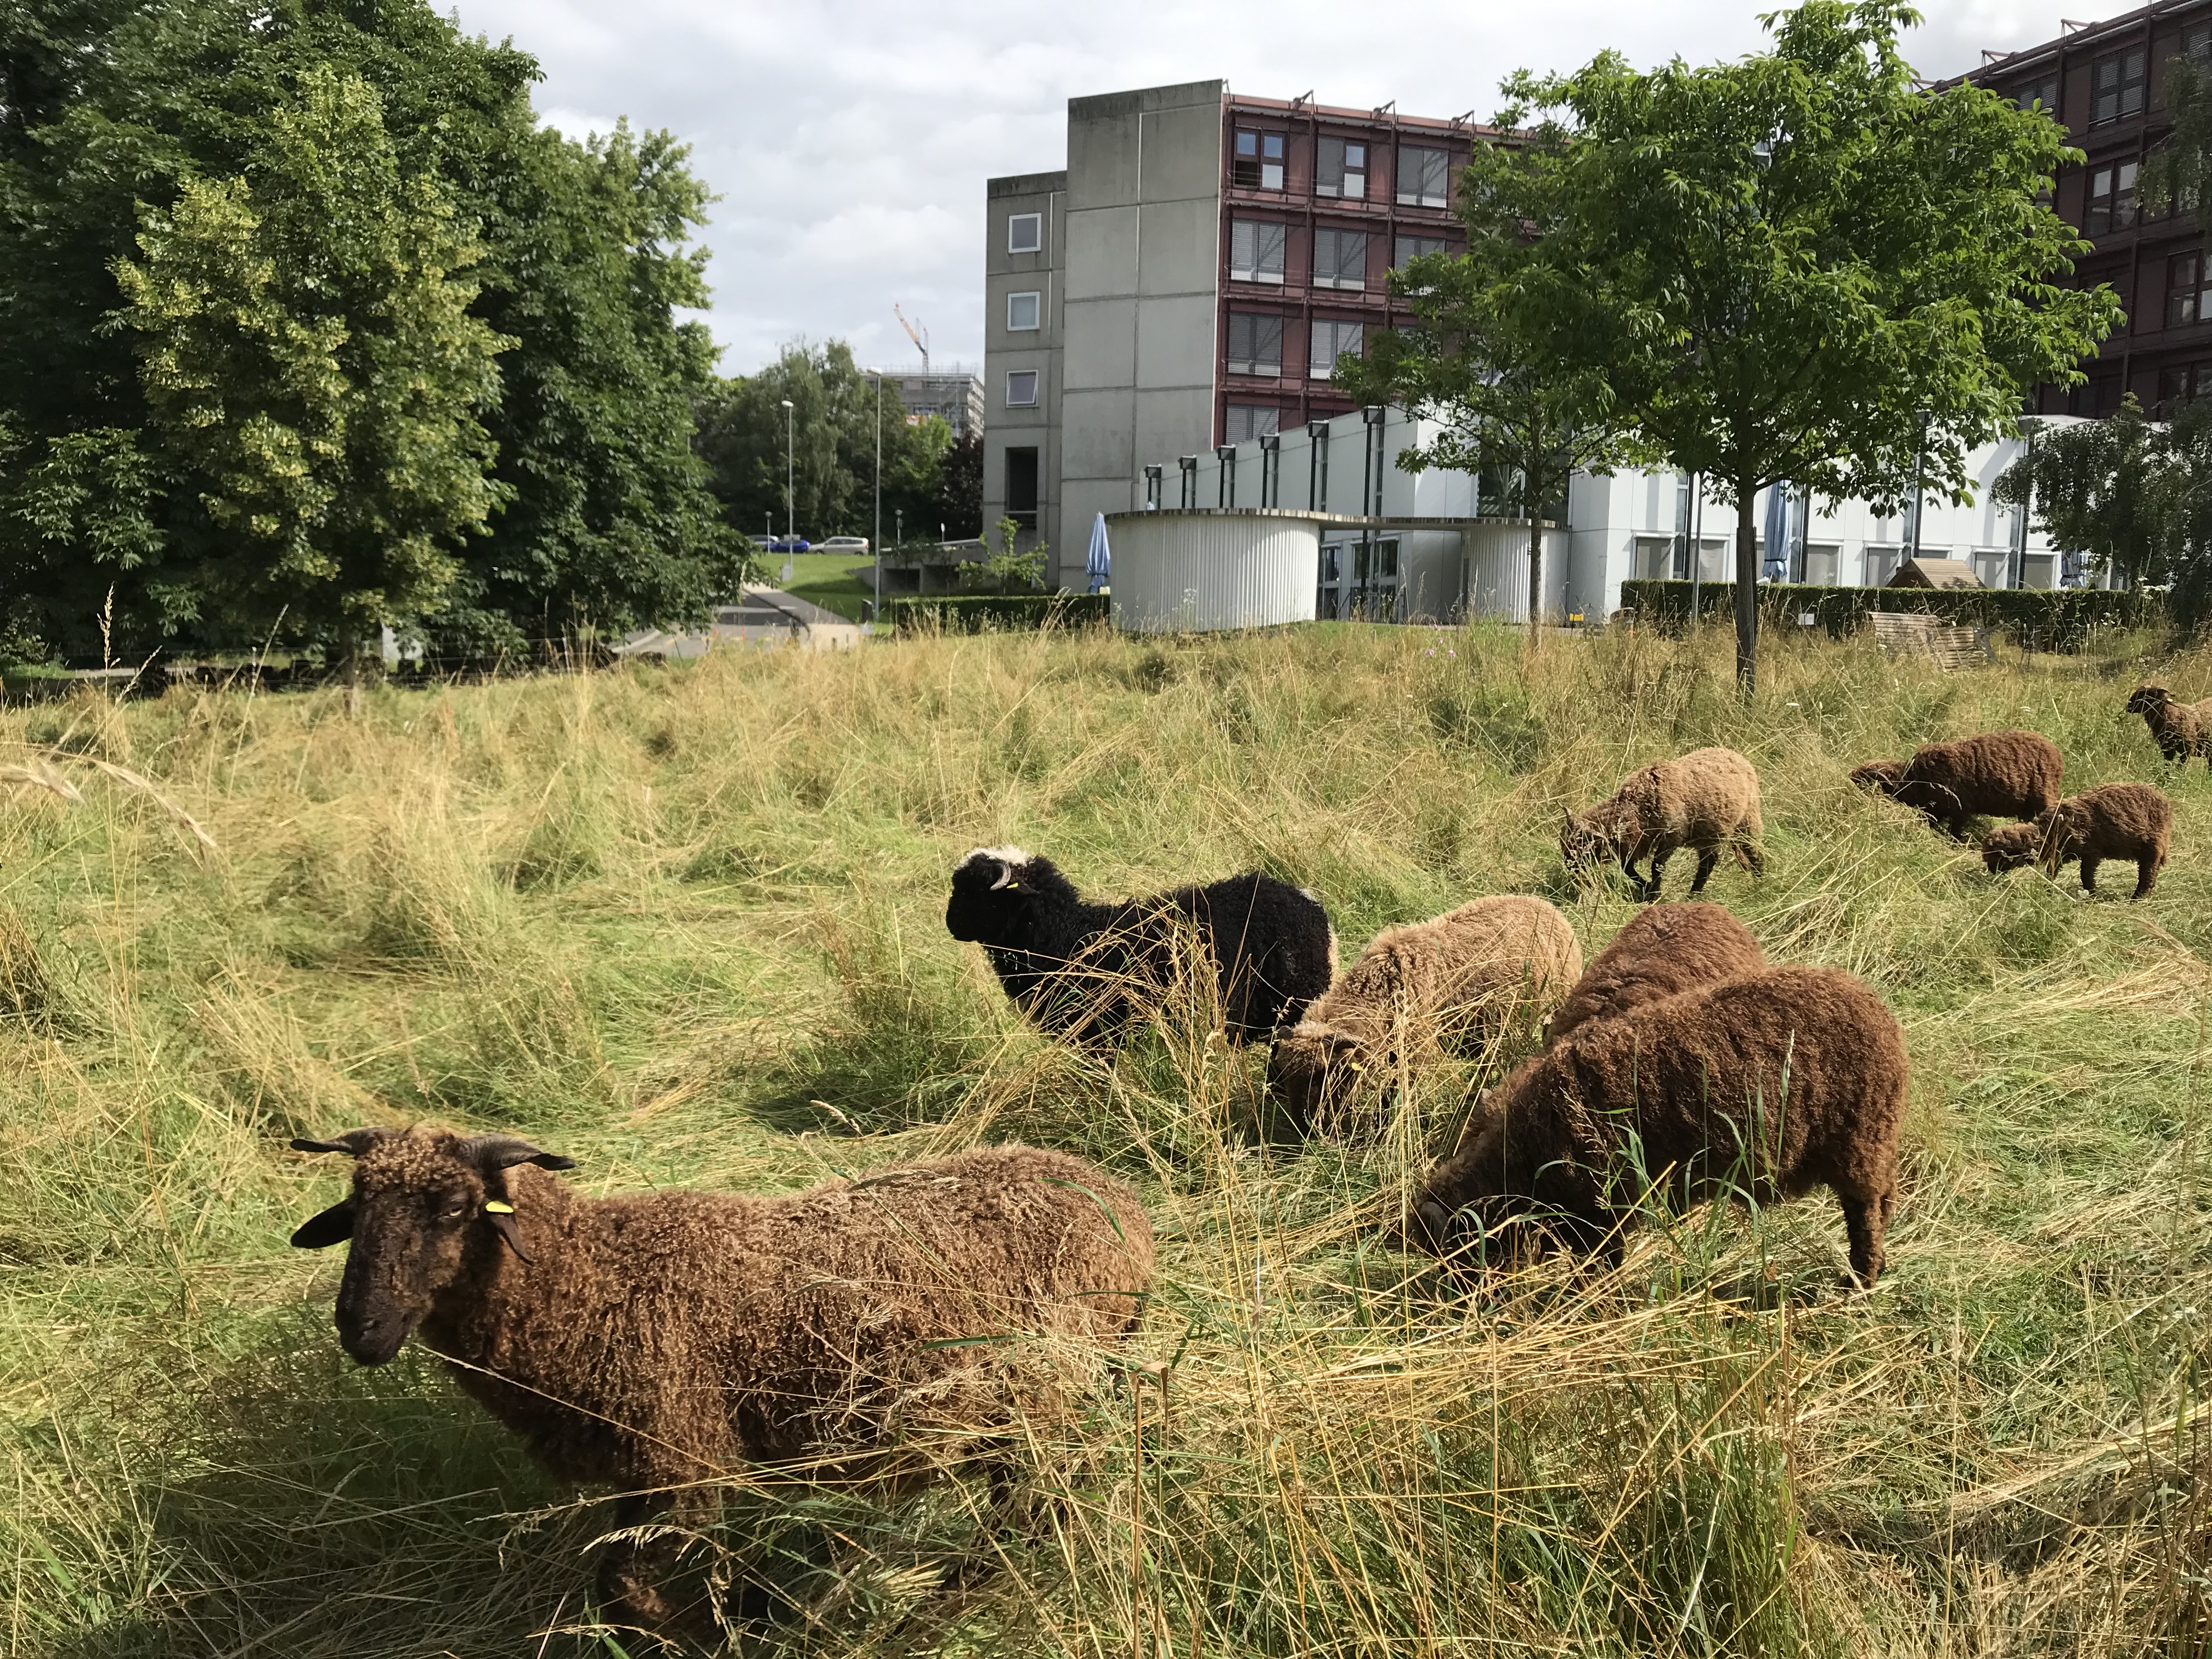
867 373 882 631
780 398 795 585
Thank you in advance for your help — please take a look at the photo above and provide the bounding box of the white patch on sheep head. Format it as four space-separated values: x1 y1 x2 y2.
960 845 1034 889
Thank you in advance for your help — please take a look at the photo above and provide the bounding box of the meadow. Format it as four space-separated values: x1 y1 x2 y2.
3 618 2210 1657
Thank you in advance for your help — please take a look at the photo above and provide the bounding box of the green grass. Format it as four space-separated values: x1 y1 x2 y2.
5 619 2212 1656
775 550 883 622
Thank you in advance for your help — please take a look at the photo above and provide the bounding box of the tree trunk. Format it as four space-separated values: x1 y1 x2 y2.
1525 507 1543 644
1734 476 1759 693
345 639 364 720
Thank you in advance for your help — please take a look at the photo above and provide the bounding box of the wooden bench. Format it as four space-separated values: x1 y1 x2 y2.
1870 610 1992 670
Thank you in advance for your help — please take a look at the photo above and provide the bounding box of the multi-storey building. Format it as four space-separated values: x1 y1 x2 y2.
983 80 1494 586
1963 1 2212 413
877 370 985 440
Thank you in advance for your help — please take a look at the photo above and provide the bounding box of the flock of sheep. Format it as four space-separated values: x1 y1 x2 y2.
281 682 2194 1636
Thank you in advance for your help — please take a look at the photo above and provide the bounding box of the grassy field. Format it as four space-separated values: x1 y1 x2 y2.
5 618 2212 1657
775 551 887 623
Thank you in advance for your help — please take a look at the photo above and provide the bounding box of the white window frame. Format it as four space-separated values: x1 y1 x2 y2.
1006 291 1041 331
1309 318 1363 379
1007 213 1042 254
1005 369 1039 408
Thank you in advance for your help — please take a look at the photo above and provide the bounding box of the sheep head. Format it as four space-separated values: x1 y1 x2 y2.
1849 760 1907 798
2126 685 2173 716
945 845 1045 944
1265 1024 1366 1130
1557 809 1614 874
290 1127 575 1366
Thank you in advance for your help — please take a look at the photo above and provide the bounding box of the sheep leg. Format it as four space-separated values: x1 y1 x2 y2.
2135 854 2162 900
596 1492 717 1638
1688 846 1720 894
1643 848 1675 901
2079 857 2100 896
1838 1188 1887 1289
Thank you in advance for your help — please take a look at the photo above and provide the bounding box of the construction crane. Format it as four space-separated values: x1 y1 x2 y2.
894 303 928 374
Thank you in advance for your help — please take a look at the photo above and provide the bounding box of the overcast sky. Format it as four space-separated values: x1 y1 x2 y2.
441 0 2147 381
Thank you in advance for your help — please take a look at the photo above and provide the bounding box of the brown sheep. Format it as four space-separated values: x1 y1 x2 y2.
1266 895 1581 1135
1560 747 1766 902
1545 902 1766 1046
1851 729 2062 839
1982 781 2174 899
2125 686 2212 768
1407 967 1908 1287
289 1128 1154 1635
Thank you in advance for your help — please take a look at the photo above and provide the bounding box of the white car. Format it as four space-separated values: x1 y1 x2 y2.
815 536 870 555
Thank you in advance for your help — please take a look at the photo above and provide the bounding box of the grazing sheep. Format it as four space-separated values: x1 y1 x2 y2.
1544 902 1766 1046
1851 729 2062 839
1559 747 1767 902
1407 967 1908 1287
1266 895 1581 1135
1982 782 2174 899
2125 686 2212 767
945 847 1334 1047
289 1128 1154 1634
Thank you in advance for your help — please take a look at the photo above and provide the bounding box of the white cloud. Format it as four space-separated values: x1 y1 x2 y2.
443 0 2127 377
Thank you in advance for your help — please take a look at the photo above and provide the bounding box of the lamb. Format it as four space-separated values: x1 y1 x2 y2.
945 846 1334 1047
2125 686 2212 768
1981 781 2174 899
288 1127 1154 1635
1266 895 1581 1135
1407 966 1908 1287
1850 729 2062 839
1544 901 1766 1046
1559 747 1767 902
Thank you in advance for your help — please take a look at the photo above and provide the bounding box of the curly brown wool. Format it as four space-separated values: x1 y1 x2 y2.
1266 895 1581 1135
2126 686 2212 768
1408 967 1908 1287
1559 747 1766 902
289 1130 1154 1635
1852 729 2062 839
1983 781 2174 899
1544 902 1766 1046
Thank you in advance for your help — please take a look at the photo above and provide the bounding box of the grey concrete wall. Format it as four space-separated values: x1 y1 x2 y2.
1057 81 1223 588
981 171 1066 560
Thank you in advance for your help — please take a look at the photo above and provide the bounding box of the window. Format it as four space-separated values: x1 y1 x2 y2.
2090 46 2146 125
2087 161 2138 234
2170 252 2211 326
1226 312 1284 376
1005 370 1039 407
1007 212 1042 254
2188 23 2212 61
1006 291 1041 331
1397 145 1450 207
1317 137 1367 199
1310 318 1363 379
1234 130 1285 190
1312 228 1368 289
1225 404 1280 443
1230 219 1286 283
2015 74 2058 113
2159 361 2212 404
1005 447 1039 531
1394 234 1446 269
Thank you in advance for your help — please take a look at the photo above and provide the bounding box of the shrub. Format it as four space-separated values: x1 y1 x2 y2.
886 593 1108 634
1620 579 2164 651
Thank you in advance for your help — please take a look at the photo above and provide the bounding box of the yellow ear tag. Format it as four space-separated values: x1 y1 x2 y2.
482 1200 515 1215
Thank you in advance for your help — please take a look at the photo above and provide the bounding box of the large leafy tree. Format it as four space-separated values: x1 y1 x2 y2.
0 0 740 663
1342 122 1656 638
1509 1 2117 687
695 341 953 549
1993 397 2172 589
113 68 509 659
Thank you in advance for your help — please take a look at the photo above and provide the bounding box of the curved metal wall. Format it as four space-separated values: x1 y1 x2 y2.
1107 514 1321 633
1463 523 1566 623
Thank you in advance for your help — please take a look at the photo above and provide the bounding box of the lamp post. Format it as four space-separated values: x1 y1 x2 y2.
868 374 882 631
780 398 795 585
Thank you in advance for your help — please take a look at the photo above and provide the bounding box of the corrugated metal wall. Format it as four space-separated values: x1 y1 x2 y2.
1108 514 1322 633
1462 523 1567 622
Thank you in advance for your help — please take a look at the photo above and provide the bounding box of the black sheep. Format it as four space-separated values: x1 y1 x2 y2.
945 846 1335 1047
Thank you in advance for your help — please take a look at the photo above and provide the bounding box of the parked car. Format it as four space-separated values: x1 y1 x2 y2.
815 536 870 555
763 536 811 554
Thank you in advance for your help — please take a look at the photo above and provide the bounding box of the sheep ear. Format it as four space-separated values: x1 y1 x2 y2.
291 1199 356 1249
290 1128 390 1157
460 1134 577 1174
483 1209 534 1263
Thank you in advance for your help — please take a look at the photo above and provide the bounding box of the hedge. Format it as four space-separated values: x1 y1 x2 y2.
885 593 1109 634
1618 580 2163 651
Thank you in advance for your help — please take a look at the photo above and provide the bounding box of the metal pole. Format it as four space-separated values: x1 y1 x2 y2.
780 398 795 585
872 374 882 630
1910 409 1928 566
1689 472 1703 624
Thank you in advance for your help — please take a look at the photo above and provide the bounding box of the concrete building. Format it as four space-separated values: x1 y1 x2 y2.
1960 2 2212 414
984 82 1491 585
879 369 985 439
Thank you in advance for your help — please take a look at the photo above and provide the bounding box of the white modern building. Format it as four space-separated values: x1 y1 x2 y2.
1119 409 2084 630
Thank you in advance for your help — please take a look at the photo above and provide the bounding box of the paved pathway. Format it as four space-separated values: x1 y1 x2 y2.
614 586 866 657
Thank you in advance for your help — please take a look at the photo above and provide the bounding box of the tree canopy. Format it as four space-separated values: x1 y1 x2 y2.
1489 1 2118 685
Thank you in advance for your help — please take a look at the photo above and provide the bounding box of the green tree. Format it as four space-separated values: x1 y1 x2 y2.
1994 397 2173 588
112 67 508 667
932 431 984 542
1342 121 1656 638
1507 1 2117 687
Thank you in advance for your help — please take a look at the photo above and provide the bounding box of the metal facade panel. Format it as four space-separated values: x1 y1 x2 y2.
1109 513 1321 632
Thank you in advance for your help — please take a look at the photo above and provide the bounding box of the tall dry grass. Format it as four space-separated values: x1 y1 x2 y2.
2 618 2210 1656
